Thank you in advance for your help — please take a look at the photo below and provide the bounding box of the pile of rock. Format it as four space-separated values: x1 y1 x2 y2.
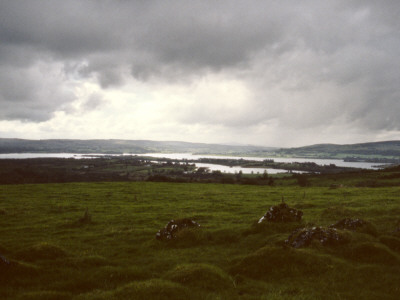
156 218 200 241
258 203 303 223
285 226 347 248
330 218 368 230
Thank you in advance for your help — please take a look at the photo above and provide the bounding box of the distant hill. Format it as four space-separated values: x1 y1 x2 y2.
1 138 399 160
276 141 400 158
0 138 275 155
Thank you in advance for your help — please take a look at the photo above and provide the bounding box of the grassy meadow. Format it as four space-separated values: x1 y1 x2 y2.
1 181 400 299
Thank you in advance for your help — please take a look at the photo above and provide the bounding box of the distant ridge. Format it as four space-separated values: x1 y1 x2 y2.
277 140 400 158
0 138 274 155
1 138 399 158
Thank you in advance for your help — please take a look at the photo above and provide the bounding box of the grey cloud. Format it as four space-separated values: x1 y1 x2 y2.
0 0 399 137
0 64 75 122
81 93 106 111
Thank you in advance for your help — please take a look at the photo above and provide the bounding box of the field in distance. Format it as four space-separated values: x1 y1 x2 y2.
1 180 400 299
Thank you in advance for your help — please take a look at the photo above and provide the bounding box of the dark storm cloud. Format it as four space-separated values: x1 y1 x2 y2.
0 0 399 135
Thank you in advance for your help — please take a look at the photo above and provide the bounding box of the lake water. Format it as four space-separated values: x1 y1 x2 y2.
136 153 385 170
0 152 385 174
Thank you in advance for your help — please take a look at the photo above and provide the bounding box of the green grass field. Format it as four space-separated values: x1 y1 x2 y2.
1 182 400 299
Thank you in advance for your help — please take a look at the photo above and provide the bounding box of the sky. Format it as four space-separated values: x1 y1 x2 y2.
1 0 400 147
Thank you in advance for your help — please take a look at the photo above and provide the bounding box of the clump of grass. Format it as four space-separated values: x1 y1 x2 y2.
343 242 400 265
0 260 39 284
208 228 240 244
114 279 191 300
75 279 191 300
321 206 355 220
16 291 71 300
78 208 92 224
165 263 233 291
0 244 8 254
379 236 400 252
164 228 208 248
16 242 67 262
76 255 110 267
230 245 335 280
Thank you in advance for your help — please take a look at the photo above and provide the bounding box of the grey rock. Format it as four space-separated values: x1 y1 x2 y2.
156 218 200 241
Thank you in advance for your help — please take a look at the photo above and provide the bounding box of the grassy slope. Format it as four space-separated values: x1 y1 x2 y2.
1 182 400 299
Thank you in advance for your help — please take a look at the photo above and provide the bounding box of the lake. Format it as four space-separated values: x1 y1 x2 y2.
136 153 385 170
0 152 386 174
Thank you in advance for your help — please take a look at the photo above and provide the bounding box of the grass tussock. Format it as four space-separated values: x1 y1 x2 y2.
165 263 233 290
164 227 209 247
0 260 39 283
16 291 71 300
74 255 110 267
230 245 334 280
244 220 304 236
343 242 400 264
75 279 191 300
15 242 67 262
321 206 356 220
379 235 400 252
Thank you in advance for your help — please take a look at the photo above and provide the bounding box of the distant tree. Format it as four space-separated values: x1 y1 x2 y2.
196 167 209 174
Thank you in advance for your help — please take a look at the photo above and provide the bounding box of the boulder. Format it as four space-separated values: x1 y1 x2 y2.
258 203 303 223
156 218 200 241
285 226 347 248
330 218 367 230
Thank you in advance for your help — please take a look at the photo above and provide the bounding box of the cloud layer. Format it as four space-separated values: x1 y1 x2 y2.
1 0 399 146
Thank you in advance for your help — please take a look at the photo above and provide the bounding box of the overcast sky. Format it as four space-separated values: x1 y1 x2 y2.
1 0 399 147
